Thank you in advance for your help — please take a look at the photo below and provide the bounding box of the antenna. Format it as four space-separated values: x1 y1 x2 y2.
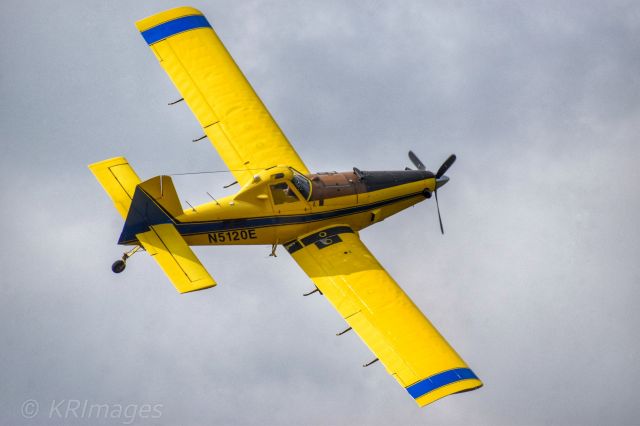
206 192 221 206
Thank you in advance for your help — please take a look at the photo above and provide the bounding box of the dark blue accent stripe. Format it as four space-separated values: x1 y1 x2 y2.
284 240 303 254
300 226 353 247
119 189 426 244
118 187 172 244
285 226 353 254
141 15 211 45
406 368 479 399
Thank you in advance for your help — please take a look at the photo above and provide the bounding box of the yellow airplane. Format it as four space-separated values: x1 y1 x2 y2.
89 6 482 408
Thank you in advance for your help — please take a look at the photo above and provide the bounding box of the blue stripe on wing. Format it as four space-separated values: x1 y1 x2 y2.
141 15 211 45
406 368 479 399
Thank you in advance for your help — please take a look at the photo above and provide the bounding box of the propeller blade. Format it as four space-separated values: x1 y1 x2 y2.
436 154 456 179
408 151 426 170
435 189 444 234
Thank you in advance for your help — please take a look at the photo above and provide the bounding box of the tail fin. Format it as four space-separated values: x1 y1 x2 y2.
137 175 184 218
121 184 216 293
88 157 186 243
117 175 184 244
88 157 141 219
91 159 215 292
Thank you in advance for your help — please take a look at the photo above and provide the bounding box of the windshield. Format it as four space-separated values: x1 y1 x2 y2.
291 173 311 200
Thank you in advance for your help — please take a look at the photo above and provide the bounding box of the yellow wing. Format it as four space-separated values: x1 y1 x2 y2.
285 225 482 407
135 7 310 185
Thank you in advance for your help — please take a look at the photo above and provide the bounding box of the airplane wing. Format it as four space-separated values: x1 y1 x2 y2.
135 7 310 185
285 225 482 407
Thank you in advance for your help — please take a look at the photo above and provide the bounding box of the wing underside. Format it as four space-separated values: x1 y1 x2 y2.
285 225 482 407
136 7 310 185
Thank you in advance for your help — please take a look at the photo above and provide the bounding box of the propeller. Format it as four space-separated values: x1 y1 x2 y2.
408 151 456 234
408 151 426 171
436 154 456 179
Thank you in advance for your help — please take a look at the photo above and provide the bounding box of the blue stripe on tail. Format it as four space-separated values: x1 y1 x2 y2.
118 187 173 244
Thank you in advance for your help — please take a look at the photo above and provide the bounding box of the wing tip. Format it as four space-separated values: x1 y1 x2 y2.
135 6 205 33
408 368 483 407
415 379 483 407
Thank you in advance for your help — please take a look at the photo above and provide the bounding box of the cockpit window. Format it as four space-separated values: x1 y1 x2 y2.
270 183 300 204
291 173 311 200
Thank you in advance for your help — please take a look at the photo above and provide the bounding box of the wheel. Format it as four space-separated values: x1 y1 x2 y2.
111 259 126 273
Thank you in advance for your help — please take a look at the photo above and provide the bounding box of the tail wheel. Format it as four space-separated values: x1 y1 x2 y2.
111 260 126 273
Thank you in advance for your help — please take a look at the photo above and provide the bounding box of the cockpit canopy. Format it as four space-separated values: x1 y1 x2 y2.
236 166 312 204
267 168 311 204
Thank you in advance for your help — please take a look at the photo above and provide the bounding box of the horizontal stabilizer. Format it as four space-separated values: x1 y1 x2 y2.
137 223 216 293
89 157 141 219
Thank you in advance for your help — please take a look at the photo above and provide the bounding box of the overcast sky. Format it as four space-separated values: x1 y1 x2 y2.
1 1 639 425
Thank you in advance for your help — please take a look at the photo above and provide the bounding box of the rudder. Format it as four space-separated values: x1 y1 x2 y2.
117 176 185 244
137 175 184 218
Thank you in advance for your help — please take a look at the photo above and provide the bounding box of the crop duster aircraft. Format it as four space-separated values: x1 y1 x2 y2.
89 6 482 408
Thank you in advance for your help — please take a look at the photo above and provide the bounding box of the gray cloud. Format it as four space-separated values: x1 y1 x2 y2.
1 0 639 425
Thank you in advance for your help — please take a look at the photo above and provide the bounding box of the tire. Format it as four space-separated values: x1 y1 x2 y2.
111 260 126 273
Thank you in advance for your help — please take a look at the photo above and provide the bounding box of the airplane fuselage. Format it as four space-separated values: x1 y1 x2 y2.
119 166 438 247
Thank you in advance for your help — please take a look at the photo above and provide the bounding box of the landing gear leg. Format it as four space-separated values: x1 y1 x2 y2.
269 242 278 257
111 245 142 274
